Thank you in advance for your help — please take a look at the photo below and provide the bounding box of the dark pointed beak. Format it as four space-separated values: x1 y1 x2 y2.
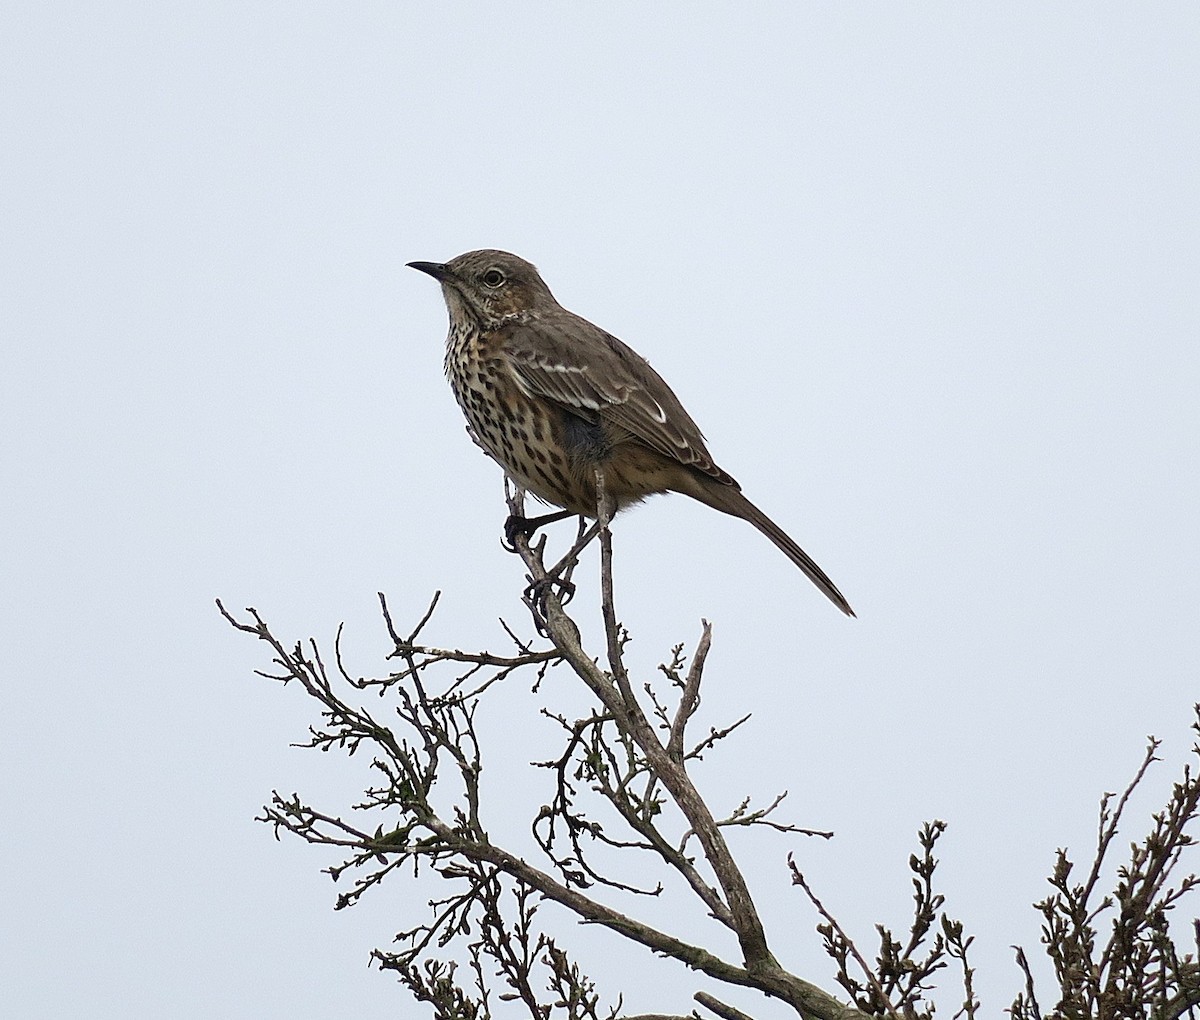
407 261 450 281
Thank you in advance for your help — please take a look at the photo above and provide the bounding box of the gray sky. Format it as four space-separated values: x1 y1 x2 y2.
3 3 1199 1017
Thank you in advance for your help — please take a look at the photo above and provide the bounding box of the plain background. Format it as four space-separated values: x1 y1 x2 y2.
3 4 1198 1016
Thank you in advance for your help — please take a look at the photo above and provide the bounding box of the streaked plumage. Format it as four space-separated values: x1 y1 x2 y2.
408 249 854 616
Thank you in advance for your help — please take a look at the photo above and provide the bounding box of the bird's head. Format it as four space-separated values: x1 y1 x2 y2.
407 249 558 328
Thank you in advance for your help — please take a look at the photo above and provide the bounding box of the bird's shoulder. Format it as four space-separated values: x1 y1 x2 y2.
496 309 634 372
494 311 735 485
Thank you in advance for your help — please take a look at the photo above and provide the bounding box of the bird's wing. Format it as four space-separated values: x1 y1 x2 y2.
499 313 733 482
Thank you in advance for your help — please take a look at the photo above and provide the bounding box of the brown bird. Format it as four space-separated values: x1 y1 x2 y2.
408 250 854 616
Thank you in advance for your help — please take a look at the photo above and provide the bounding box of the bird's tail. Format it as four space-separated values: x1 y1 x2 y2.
684 479 856 617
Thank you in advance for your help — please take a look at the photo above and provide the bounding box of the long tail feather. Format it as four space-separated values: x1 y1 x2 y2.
685 481 856 617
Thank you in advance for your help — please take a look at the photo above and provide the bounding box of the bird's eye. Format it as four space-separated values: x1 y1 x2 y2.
482 268 505 288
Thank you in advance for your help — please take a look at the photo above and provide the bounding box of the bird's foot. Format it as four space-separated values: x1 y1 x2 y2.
526 573 577 605
524 574 577 611
523 573 578 638
503 510 574 551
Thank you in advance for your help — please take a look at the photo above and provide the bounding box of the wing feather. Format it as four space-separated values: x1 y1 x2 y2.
499 312 732 482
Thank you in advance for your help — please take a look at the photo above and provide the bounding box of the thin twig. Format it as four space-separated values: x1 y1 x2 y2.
668 621 712 765
789 856 903 1020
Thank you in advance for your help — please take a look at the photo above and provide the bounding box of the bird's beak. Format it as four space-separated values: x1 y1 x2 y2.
407 261 451 281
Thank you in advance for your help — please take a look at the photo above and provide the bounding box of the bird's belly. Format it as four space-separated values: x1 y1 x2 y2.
449 373 599 515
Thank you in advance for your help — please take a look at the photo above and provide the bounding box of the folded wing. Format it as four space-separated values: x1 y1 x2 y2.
499 313 735 485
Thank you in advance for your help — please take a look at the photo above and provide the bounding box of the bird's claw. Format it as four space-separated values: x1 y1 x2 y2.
504 514 534 551
503 510 574 552
522 574 576 639
524 574 577 610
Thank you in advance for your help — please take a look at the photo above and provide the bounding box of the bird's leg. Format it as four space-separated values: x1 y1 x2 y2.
546 519 603 579
534 467 616 600
503 508 574 550
524 519 594 610
509 509 591 609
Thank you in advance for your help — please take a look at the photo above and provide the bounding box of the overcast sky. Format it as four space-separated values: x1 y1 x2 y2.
3 4 1199 1017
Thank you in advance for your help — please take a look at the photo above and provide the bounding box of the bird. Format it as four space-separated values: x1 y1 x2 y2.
407 250 854 617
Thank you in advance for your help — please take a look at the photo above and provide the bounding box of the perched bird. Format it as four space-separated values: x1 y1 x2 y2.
408 250 854 616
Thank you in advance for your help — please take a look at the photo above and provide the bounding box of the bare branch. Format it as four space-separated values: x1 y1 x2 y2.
667 622 711 765
789 856 903 1020
1010 706 1200 1020
694 990 756 1020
